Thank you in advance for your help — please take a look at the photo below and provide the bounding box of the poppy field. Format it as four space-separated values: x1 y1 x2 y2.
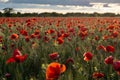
0 17 120 80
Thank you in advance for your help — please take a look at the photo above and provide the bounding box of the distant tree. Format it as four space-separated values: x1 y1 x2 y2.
16 12 22 17
3 8 14 17
0 12 3 17
0 8 120 17
103 13 115 17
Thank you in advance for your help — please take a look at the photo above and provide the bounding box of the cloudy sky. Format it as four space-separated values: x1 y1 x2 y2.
0 0 120 14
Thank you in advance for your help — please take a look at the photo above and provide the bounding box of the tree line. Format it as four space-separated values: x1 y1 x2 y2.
0 8 120 17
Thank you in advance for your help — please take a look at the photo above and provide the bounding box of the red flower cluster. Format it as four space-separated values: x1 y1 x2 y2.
6 49 27 64
97 45 115 53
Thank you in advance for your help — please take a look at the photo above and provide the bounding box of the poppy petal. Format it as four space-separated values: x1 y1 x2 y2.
6 57 15 64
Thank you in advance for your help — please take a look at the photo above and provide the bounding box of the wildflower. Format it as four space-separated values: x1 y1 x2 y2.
106 45 115 53
0 36 2 43
83 52 93 61
20 29 28 36
30 33 36 38
68 28 74 33
45 29 55 35
2 45 6 50
112 61 120 72
104 56 114 64
43 36 50 43
25 36 30 42
78 31 88 38
6 49 27 64
75 47 80 51
111 31 118 38
10 33 19 40
46 62 66 80
49 52 59 60
102 35 109 40
107 25 114 30
61 33 69 38
66 58 74 64
57 37 64 44
8 24 12 28
92 72 104 79
5 73 11 78
96 45 106 52
34 29 40 36
94 36 99 40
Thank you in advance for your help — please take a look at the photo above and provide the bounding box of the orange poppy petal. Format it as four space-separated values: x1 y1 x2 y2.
60 64 66 73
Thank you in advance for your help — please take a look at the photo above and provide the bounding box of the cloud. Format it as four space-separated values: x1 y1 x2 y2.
8 0 120 6
90 3 107 8
107 3 120 7
0 2 120 14
90 0 120 3
12 3 120 14
0 0 9 3
9 0 90 6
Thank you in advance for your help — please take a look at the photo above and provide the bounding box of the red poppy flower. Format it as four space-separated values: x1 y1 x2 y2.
79 27 87 32
6 49 27 64
45 29 55 34
104 56 114 64
75 47 80 51
10 33 19 40
46 62 66 80
66 58 74 64
106 45 115 53
26 22 31 27
68 28 74 33
83 52 93 61
78 31 88 38
92 72 104 79
49 52 59 60
96 45 106 52
66 23 71 28
107 25 114 30
111 31 118 38
25 36 30 42
61 33 69 38
30 33 36 38
43 36 50 43
57 37 64 44
8 24 12 28
0 36 3 43
102 35 109 40
112 61 120 72
94 36 99 40
20 29 28 36
34 29 40 36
